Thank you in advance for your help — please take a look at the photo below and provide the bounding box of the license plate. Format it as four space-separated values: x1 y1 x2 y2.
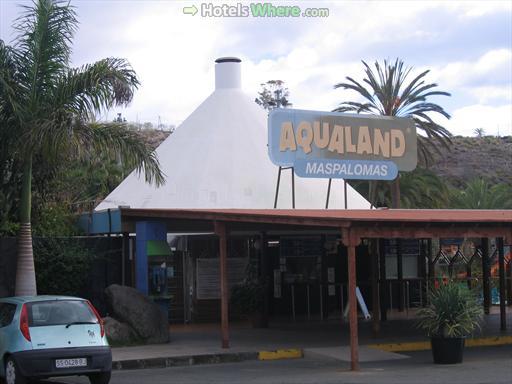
55 358 87 368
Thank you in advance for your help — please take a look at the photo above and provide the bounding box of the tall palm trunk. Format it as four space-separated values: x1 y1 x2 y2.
15 156 37 296
368 181 377 207
391 177 401 209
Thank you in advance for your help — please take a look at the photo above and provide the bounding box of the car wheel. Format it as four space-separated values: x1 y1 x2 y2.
88 371 111 384
5 357 27 384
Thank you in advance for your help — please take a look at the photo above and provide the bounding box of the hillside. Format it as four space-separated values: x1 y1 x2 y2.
142 130 511 188
138 129 171 149
429 136 512 188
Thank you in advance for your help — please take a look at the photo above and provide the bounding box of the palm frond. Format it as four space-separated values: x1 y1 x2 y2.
30 119 165 187
334 75 382 113
408 102 451 120
395 69 430 108
334 59 452 165
52 57 140 117
449 178 512 209
13 0 77 110
0 40 24 124
332 101 376 114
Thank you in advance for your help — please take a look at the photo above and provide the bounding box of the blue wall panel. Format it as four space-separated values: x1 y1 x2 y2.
135 221 167 294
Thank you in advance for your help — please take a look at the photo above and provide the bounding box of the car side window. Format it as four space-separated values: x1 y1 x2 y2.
0 303 17 327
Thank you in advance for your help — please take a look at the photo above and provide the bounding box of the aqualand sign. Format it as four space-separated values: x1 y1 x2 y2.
268 109 417 181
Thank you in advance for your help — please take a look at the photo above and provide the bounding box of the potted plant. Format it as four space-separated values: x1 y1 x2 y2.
230 278 267 328
417 281 483 364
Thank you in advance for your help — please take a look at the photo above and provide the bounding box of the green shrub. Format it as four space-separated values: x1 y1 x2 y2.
34 238 95 296
32 204 81 237
417 282 483 338
230 278 265 315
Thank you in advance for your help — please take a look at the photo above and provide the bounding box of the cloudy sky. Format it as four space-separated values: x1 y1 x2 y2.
1 0 511 136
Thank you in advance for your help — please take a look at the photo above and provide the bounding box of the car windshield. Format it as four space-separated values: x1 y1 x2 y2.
27 300 97 327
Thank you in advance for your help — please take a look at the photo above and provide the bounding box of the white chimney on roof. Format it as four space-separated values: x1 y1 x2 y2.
215 57 241 89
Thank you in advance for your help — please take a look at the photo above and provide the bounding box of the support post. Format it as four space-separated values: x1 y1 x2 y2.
122 232 129 286
397 239 404 312
326 179 332 209
419 240 427 298
371 239 380 337
260 232 269 328
343 180 348 209
291 168 295 209
391 177 400 208
426 238 433 303
427 239 433 282
274 167 282 208
215 221 229 348
320 235 327 320
378 239 387 321
466 248 473 290
507 258 512 308
497 237 506 331
481 238 491 315
342 228 360 371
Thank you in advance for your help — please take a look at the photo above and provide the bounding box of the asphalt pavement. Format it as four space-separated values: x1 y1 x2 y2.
39 345 512 384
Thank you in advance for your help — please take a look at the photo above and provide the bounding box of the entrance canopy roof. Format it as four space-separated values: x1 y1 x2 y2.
119 208 512 242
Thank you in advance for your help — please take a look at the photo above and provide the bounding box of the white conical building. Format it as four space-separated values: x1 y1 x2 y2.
96 58 370 211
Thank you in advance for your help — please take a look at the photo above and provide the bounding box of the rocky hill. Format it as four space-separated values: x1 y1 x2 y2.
429 136 512 188
137 129 171 150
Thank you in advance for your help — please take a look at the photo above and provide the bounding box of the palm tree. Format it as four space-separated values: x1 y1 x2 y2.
449 179 512 209
333 59 452 207
0 0 164 296
350 167 450 209
397 168 450 208
473 128 485 138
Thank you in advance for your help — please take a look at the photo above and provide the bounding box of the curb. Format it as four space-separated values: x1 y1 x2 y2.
112 351 258 370
258 349 303 360
368 335 512 352
112 349 304 370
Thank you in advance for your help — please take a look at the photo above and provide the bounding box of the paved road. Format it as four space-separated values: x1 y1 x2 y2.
39 345 512 384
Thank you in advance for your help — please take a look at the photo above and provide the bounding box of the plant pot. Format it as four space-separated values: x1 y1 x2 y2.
430 337 465 364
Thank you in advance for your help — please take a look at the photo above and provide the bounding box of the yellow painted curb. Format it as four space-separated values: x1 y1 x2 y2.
369 336 512 352
369 341 430 352
258 349 303 361
466 335 512 347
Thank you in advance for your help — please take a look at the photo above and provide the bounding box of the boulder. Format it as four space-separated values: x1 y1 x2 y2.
103 316 138 345
105 284 169 344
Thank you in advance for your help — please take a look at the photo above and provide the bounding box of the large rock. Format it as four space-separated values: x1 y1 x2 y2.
103 316 138 345
105 284 169 344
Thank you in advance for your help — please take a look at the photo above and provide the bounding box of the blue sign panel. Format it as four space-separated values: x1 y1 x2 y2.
294 159 398 180
268 108 417 180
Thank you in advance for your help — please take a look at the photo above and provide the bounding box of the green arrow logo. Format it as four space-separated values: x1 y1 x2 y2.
183 5 198 16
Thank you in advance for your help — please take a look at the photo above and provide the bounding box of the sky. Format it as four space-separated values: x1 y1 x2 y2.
1 0 511 137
